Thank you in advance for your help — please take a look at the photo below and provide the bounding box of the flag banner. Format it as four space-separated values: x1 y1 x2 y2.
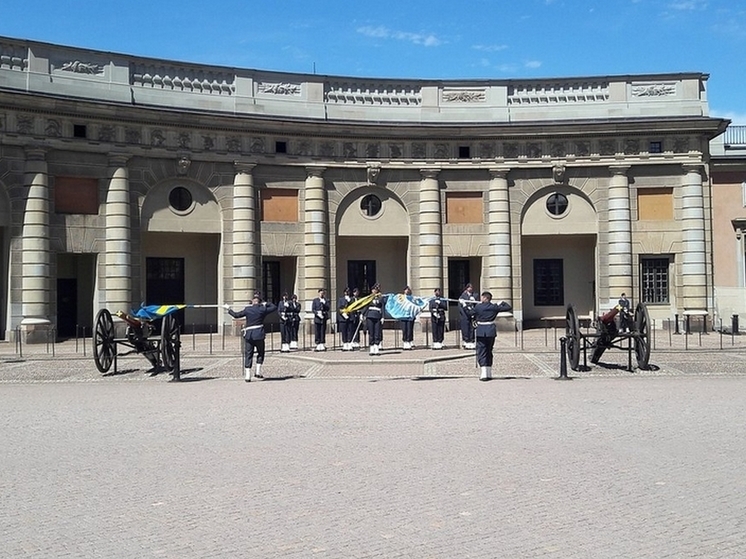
132 304 186 320
384 293 431 320
341 292 377 315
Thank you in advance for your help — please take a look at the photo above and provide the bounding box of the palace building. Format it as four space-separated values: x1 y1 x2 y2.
0 36 729 341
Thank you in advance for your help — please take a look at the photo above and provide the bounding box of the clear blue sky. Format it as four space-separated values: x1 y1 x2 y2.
2 0 744 124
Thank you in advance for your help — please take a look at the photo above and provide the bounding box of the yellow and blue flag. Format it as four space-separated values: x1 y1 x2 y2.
132 304 186 320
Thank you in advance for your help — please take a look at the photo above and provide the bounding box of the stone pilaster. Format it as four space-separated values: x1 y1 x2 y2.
105 155 132 311
20 147 51 341
680 165 707 310
607 165 633 301
232 162 258 300
419 168 443 294
488 168 512 303
303 166 328 302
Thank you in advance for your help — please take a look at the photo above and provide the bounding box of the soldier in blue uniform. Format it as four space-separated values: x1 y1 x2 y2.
458 283 478 349
364 283 386 355
311 288 330 351
224 293 278 382
337 287 355 351
287 294 301 349
429 287 448 349
472 291 512 381
350 287 362 348
278 292 293 352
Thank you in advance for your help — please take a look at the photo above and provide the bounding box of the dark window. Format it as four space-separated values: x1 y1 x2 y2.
640 257 669 303
360 194 382 217
534 259 564 306
169 187 193 212
649 141 663 154
275 141 287 154
73 124 87 139
546 193 568 216
458 146 470 159
263 261 281 304
348 260 377 295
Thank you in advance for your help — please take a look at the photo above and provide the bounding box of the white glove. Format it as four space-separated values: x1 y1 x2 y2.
316 311 324 319
222 304 230 311
342 312 349 320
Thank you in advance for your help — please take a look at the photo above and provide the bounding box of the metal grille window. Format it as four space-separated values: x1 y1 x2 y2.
533 259 564 306
640 257 670 304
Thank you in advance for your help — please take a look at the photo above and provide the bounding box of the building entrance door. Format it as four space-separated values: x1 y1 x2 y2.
146 257 185 326
347 260 377 294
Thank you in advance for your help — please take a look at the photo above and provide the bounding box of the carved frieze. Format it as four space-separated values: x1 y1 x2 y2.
631 83 676 97
624 139 640 155
59 60 104 75
151 130 166 147
258 82 301 95
434 143 449 158
674 137 690 153
412 143 426 158
442 89 486 103
366 143 380 158
527 143 542 158
99 125 115 143
125 127 141 144
296 140 312 156
343 143 357 158
17 115 34 135
320 142 335 157
503 143 519 158
575 141 590 157
202 135 215 151
178 133 191 149
599 140 616 156
227 136 242 153
250 137 265 154
478 142 495 158
46 119 61 138
550 142 565 157
389 143 403 158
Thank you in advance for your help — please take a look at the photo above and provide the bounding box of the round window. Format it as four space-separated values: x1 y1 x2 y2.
169 186 193 213
360 194 382 217
546 192 568 216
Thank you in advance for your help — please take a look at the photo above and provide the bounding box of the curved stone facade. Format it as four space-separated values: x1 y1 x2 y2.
0 36 728 339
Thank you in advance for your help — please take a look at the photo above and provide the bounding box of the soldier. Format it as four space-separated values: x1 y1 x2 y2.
458 283 477 349
311 288 330 351
472 291 512 381
364 283 386 355
337 287 355 351
224 293 277 382
429 287 448 349
400 285 416 350
288 294 302 349
278 292 292 352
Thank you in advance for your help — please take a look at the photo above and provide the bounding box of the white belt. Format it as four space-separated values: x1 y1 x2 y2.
242 324 263 331
476 321 494 325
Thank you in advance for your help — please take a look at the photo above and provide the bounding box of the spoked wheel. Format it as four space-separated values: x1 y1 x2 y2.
565 304 581 371
160 313 181 372
634 302 651 369
94 309 116 373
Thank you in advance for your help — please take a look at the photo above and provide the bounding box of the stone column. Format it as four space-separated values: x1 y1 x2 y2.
488 168 512 302
232 162 258 300
607 165 633 301
303 166 328 302
20 147 51 341
105 155 132 311
680 165 707 310
419 168 443 294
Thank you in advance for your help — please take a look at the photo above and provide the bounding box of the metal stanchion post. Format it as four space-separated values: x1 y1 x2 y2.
192 324 196 350
555 337 572 380
209 325 213 355
674 314 680 335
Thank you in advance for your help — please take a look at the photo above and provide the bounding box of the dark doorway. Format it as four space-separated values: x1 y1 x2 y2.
146 257 185 325
448 259 471 300
347 260 376 294
56 278 77 338
263 260 281 304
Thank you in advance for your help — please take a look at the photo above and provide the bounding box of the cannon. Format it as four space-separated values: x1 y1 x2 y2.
565 302 651 371
93 305 182 379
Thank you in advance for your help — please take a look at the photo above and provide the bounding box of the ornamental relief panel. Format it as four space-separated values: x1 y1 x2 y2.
258 82 301 96
441 89 486 103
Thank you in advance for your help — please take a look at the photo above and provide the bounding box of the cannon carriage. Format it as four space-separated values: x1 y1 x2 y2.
93 305 182 379
564 302 651 372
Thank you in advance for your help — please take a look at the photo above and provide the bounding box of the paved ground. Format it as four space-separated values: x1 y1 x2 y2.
1 329 746 558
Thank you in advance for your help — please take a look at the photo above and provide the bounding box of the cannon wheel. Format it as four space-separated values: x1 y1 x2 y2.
565 304 581 370
634 302 651 369
94 309 116 373
160 313 181 372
